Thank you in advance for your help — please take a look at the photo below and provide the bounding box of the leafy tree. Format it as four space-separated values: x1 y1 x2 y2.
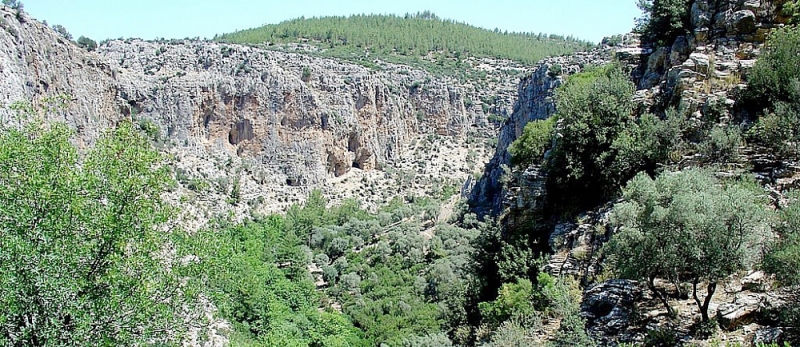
76 36 98 51
0 121 197 346
636 0 692 45
508 117 555 168
546 64 637 208
605 169 774 321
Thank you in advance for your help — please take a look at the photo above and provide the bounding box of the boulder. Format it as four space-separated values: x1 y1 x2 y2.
741 271 772 292
582 279 643 339
729 10 757 35
717 294 762 330
752 327 783 345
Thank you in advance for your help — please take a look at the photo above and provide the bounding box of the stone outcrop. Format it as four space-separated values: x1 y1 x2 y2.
582 280 644 344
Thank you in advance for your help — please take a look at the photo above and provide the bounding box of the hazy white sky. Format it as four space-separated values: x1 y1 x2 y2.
23 0 641 43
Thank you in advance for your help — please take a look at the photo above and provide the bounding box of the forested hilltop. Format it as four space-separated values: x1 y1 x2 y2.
216 12 593 70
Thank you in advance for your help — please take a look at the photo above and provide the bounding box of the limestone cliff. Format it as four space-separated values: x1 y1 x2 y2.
0 7 520 226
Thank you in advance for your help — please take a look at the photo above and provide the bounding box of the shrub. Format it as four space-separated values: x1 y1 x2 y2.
698 125 742 162
546 64 636 208
763 190 800 286
301 66 312 81
548 63 562 78
508 117 555 167
746 25 800 155
52 24 72 40
636 0 692 45
76 35 97 51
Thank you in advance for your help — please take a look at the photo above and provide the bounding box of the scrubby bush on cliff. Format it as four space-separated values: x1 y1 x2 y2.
51 24 72 40
76 35 97 51
605 169 773 322
747 25 800 155
0 121 198 345
508 117 555 167
636 0 692 45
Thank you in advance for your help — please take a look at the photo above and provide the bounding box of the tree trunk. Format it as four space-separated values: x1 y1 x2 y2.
649 275 674 317
692 279 718 322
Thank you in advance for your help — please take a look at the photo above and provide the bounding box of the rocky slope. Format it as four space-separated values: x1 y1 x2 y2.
469 0 799 345
0 7 523 229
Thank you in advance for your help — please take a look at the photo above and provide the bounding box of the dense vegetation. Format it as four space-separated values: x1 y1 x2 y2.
498 5 800 342
0 120 197 346
746 25 800 155
216 12 593 68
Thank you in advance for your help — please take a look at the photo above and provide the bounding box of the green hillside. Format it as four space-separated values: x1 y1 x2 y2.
216 12 594 66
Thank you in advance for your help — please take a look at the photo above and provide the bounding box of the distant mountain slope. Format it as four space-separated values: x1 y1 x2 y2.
216 12 594 66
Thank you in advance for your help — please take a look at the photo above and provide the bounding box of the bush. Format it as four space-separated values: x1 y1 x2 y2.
51 24 72 40
763 190 800 286
636 0 692 45
698 125 742 162
548 64 562 78
746 25 800 155
508 117 555 167
76 35 97 51
301 66 312 81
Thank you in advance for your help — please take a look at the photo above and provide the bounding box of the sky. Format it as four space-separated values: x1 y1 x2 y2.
22 0 641 44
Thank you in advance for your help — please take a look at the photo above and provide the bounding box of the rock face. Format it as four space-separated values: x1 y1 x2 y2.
467 49 613 217
0 7 516 219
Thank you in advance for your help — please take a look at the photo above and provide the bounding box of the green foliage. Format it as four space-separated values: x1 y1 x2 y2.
546 64 638 208
611 109 684 177
783 1 800 25
746 25 800 155
697 125 742 162
548 64 562 78
217 12 593 67
0 121 196 346
478 279 535 327
182 217 367 346
402 333 454 347
636 0 692 45
643 327 679 347
301 66 312 82
605 168 774 321
508 117 555 167
763 191 800 286
477 274 592 347
51 24 72 40
76 35 97 51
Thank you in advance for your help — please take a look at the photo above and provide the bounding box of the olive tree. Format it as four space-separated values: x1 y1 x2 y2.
605 169 773 321
0 122 198 345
